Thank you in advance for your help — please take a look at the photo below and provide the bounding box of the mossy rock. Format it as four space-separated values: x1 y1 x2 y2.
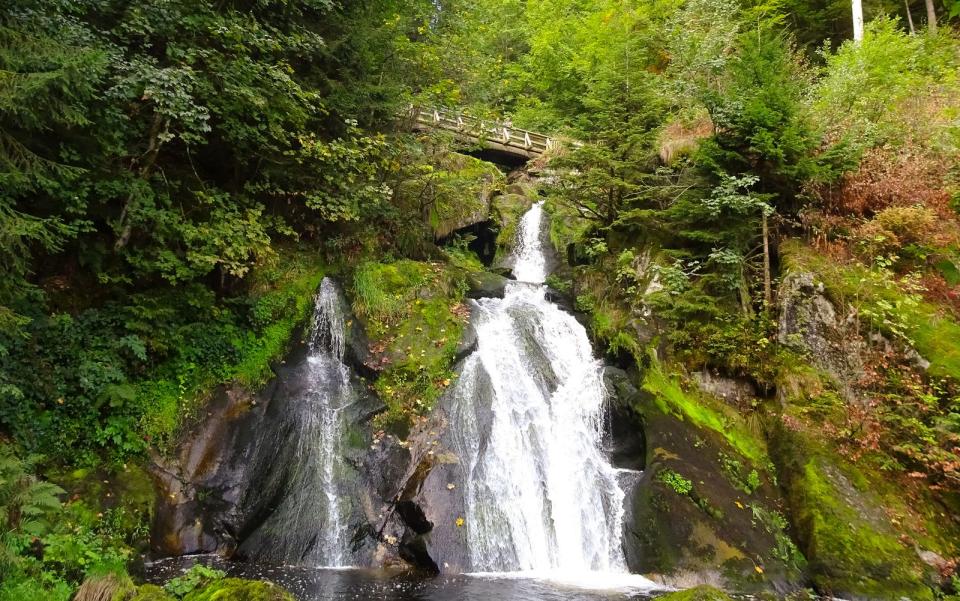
655 586 735 601
73 573 136 601
626 361 805 593
353 260 469 435
182 578 294 601
465 271 509 299
397 151 504 239
770 424 935 600
492 192 534 256
130 585 176 601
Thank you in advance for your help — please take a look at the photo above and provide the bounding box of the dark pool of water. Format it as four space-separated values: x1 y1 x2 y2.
144 556 661 601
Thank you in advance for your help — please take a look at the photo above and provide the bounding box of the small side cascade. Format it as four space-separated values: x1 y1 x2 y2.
243 278 354 567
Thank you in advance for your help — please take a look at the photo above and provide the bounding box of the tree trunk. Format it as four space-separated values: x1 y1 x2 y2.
762 211 772 309
924 0 937 33
905 0 916 33
852 0 865 40
114 114 167 251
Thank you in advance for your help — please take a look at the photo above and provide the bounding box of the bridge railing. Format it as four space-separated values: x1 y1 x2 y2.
407 106 558 156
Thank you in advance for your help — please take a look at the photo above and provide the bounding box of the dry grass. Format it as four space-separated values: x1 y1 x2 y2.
812 145 953 218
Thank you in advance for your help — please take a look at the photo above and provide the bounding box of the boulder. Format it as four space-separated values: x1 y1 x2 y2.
623 366 804 594
692 370 757 409
465 271 509 299
769 422 937 600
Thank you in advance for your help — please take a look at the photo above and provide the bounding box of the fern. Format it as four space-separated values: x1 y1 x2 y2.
0 445 64 577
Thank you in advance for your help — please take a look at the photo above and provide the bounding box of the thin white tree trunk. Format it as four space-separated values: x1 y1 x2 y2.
763 211 772 308
924 0 938 33
905 0 916 33
852 0 865 41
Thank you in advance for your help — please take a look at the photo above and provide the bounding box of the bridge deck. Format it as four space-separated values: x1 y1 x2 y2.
407 107 559 160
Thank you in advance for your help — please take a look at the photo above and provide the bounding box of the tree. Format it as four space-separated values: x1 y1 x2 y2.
853 0 865 39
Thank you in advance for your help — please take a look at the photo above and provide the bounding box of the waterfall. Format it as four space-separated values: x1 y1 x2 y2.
243 278 353 567
449 201 634 577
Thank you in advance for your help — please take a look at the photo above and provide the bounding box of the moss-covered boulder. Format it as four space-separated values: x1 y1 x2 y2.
396 151 505 240
770 423 937 600
130 585 176 601
625 361 805 594
182 578 294 601
655 585 735 601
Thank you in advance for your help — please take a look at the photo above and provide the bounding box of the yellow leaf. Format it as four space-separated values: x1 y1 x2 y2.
754 565 764 574
455 517 465 528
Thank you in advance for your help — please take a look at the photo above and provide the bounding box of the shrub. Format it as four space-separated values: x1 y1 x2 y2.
164 564 227 597
855 205 938 259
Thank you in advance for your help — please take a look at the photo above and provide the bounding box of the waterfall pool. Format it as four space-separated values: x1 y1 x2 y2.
144 556 663 601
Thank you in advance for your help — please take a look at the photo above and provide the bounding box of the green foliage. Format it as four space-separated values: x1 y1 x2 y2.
749 505 807 569
352 260 434 322
2 250 324 460
130 585 176 601
698 25 823 206
719 452 762 495
813 18 960 153
657 469 694 496
0 575 72 601
164 565 226 597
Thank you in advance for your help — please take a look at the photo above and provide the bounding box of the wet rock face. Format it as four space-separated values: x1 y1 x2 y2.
602 367 646 472
367 397 471 575
778 272 868 402
150 325 390 563
151 314 471 575
620 381 803 595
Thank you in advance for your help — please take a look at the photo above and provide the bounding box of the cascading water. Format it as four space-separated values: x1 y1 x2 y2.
243 278 353 567
449 201 647 582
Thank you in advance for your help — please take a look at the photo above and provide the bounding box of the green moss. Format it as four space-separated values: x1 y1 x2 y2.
130 585 176 601
655 585 734 601
138 250 325 451
798 458 931 598
182 578 294 601
398 151 504 239
642 360 767 466
352 260 468 435
492 193 534 260
771 426 934 599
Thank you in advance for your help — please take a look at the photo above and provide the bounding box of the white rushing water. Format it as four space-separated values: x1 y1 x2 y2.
249 278 352 567
450 201 655 588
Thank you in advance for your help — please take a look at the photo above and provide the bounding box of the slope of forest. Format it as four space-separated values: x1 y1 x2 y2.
1 0 959 599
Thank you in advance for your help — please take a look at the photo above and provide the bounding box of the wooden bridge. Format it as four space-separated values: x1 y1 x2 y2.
405 107 565 161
